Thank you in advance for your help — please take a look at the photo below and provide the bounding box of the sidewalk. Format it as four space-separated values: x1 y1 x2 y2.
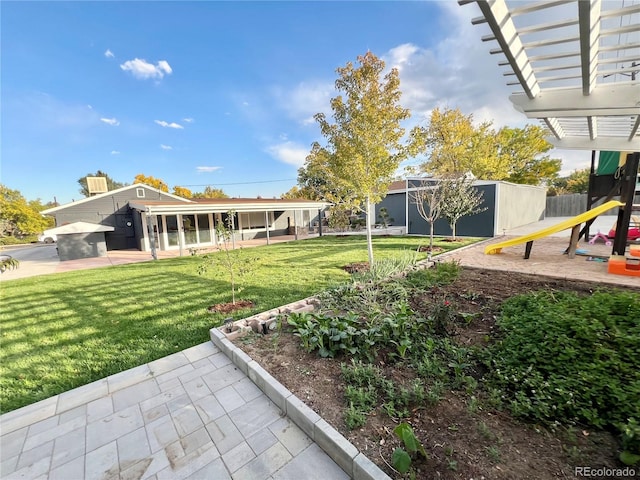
0 342 353 480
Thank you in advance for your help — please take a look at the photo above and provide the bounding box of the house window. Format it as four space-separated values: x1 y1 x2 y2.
136 188 145 198
197 214 211 243
239 212 272 229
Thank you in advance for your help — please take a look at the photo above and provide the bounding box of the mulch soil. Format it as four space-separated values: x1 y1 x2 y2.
233 268 638 480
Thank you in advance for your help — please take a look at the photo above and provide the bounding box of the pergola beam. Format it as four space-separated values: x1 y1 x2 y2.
543 118 565 140
630 116 640 142
549 135 640 151
578 0 601 95
509 85 640 117
477 0 540 98
587 116 597 140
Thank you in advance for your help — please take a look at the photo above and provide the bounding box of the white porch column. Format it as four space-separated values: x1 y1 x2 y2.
265 211 270 245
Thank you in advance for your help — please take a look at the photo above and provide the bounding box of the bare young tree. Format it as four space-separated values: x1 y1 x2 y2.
410 178 446 260
439 175 487 240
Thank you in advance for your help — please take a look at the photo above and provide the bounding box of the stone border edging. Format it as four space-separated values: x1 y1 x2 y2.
209 328 391 480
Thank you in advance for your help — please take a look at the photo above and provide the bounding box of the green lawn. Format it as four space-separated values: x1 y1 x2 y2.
0 235 476 413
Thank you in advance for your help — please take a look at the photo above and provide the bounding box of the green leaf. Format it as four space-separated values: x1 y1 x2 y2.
620 450 640 466
392 448 411 474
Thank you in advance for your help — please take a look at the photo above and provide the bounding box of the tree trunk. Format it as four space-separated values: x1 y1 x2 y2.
451 222 457 241
429 222 434 261
365 197 374 267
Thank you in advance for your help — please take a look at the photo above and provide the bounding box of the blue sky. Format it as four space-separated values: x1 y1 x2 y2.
2 1 592 204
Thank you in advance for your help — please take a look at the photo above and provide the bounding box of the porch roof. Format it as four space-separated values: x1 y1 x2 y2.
129 198 330 215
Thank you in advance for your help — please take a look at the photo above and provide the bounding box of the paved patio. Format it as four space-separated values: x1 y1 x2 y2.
0 342 351 480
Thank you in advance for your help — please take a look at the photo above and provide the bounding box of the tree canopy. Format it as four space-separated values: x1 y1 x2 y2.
418 108 561 186
0 185 53 238
77 171 126 197
192 186 229 199
305 51 419 264
133 174 169 192
172 186 193 198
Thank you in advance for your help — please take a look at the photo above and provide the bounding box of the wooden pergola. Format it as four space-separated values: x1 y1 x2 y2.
459 0 639 258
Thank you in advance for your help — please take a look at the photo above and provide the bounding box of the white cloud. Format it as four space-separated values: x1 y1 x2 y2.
111 150 120 155
154 120 183 129
266 141 309 167
272 81 334 126
104 49 114 58
120 58 173 80
196 166 223 173
160 144 173 150
100 117 119 126
183 117 194 123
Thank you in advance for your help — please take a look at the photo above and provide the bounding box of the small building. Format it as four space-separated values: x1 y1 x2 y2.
42 184 328 253
376 178 546 237
45 222 115 261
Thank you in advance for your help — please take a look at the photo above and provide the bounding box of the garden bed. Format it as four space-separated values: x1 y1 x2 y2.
233 266 640 479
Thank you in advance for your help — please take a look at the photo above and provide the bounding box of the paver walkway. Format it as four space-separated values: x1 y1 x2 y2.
0 342 349 480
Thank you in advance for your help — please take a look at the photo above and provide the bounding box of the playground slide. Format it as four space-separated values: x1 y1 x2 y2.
485 200 624 255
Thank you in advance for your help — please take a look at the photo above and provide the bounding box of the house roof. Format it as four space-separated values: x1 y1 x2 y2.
460 0 640 151
42 183 190 214
44 222 115 235
387 180 407 192
129 197 330 215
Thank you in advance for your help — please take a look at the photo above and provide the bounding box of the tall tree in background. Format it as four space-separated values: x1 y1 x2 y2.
172 186 193 198
565 168 590 194
192 186 229 199
0 185 53 238
308 51 419 265
419 108 560 186
77 170 126 196
497 125 560 185
133 174 169 192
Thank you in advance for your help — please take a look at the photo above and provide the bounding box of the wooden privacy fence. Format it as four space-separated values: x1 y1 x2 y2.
546 194 639 217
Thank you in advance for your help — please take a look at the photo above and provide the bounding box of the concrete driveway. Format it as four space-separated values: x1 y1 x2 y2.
0 244 60 280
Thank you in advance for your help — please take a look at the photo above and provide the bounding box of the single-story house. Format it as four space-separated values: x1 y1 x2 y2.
42 184 329 253
376 178 547 237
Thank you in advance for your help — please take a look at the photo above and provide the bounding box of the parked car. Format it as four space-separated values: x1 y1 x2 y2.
38 230 57 244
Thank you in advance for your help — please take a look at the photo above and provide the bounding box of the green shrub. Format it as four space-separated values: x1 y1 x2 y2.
486 290 640 438
404 260 461 289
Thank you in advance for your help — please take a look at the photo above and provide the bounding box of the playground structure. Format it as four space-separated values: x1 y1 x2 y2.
485 151 640 277
460 1 639 278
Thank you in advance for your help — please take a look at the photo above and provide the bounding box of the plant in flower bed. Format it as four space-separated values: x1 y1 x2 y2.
278 261 640 476
239 263 639 478
485 290 640 465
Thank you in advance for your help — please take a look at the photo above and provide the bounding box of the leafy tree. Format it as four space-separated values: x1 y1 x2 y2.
421 108 496 177
192 186 229 199
0 185 52 238
309 51 419 265
197 211 256 305
496 126 560 185
565 168 590 194
133 174 169 192
419 108 561 186
410 178 447 260
439 175 487 240
77 170 126 197
281 186 303 199
172 186 193 198
0 255 19 273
